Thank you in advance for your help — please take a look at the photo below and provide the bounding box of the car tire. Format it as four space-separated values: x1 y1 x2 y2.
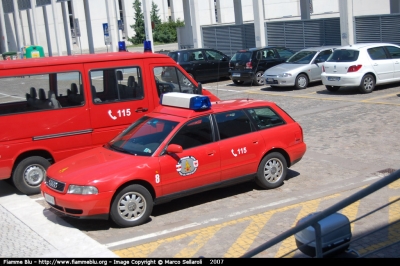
12 156 50 195
358 74 375 94
253 71 265 86
294 74 308 90
325 85 341 92
233 80 245 85
256 152 287 189
110 184 153 228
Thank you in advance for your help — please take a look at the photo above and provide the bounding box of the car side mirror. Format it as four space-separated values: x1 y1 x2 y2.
166 144 183 154
197 82 203 95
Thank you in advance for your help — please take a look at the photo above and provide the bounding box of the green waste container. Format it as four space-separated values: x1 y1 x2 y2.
2 51 18 60
23 46 45 59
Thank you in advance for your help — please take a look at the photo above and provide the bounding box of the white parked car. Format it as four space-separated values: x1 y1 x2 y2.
321 43 400 93
263 46 338 90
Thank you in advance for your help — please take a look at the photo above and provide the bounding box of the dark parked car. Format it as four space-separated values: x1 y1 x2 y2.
166 48 231 83
229 46 295 86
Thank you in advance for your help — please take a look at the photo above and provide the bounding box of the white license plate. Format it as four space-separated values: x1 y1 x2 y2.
328 76 340 81
44 193 55 205
232 73 240 77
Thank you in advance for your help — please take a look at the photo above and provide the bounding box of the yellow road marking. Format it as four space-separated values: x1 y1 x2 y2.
357 196 400 255
275 199 322 258
361 92 400 102
241 90 400 106
341 201 361 232
174 226 222 258
389 179 400 190
115 194 341 258
224 211 276 257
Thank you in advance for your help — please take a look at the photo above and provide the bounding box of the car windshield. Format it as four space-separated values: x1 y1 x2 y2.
106 116 179 157
231 52 252 61
326 49 359 62
286 51 317 64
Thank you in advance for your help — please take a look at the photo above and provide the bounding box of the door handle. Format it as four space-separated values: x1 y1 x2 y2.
207 150 215 156
373 63 378 66
253 140 259 144
135 107 148 113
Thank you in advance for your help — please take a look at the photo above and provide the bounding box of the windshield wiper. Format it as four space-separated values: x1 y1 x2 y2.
109 144 135 155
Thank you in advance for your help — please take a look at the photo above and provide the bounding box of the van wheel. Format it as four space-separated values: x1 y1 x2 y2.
359 74 375 93
13 156 50 195
256 152 287 189
110 184 153 228
294 74 308 89
254 71 265 86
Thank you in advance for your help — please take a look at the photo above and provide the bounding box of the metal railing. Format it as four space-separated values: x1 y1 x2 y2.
241 169 400 258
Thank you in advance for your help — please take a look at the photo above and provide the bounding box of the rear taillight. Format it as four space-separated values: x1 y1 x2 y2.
245 61 252 69
322 65 325 72
347 65 362 72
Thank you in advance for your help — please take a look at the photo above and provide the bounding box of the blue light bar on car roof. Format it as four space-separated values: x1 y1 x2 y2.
160 92 211 110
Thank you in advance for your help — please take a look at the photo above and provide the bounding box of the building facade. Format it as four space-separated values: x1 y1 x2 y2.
0 0 399 56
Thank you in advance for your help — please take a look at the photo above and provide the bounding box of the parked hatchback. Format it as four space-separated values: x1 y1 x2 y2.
229 47 295 86
166 48 231 83
263 46 338 89
321 43 400 93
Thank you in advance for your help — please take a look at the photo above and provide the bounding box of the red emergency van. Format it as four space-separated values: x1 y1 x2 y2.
0 52 218 195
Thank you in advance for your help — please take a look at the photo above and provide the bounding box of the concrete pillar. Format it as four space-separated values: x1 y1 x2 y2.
253 0 265 47
208 0 216 24
12 0 23 50
339 0 355 46
170 0 176 21
189 0 202 48
142 0 154 51
105 0 118 52
27 9 34 45
300 0 311 20
51 0 62 56
390 0 400 13
43 6 52 56
61 1 72 55
30 0 39 45
0 0 9 52
83 0 94 54
233 0 243 25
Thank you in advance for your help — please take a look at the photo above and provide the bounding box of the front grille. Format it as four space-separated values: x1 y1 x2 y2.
45 176 66 192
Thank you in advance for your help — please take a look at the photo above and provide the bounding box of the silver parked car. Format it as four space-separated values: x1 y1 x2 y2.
262 46 338 89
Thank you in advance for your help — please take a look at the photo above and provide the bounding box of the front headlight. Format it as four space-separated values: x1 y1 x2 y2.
278 73 292 78
67 185 98 195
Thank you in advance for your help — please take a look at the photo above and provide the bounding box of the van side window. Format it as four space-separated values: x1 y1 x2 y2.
0 71 81 116
89 66 143 104
154 66 196 97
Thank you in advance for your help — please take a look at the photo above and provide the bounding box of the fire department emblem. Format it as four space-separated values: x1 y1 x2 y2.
176 156 199 176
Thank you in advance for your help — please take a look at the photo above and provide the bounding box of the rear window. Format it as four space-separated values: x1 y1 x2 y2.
231 52 252 61
327 49 359 62
168 52 178 62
